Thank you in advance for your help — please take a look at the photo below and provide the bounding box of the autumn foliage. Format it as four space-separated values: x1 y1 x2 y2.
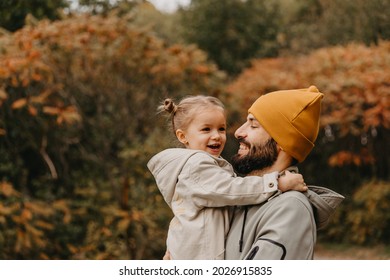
0 12 225 259
0 10 389 258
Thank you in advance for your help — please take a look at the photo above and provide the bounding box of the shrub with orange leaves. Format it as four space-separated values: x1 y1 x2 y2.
0 11 225 259
0 181 72 259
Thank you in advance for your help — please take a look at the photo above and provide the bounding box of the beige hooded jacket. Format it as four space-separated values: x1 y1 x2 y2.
147 148 281 260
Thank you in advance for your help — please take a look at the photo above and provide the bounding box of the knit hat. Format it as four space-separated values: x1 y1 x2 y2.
248 85 324 162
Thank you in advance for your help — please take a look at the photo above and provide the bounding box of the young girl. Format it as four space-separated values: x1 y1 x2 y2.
147 95 306 260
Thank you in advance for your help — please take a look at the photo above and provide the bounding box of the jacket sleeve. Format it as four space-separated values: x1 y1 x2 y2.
242 194 316 260
185 153 279 208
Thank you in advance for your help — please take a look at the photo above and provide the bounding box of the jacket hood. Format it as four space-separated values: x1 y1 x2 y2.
305 185 344 230
147 148 207 206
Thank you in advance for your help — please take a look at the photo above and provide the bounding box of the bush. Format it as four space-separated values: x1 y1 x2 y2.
0 11 226 259
347 181 390 245
319 181 390 245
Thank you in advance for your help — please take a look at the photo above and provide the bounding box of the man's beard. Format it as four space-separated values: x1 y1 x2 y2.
231 138 278 176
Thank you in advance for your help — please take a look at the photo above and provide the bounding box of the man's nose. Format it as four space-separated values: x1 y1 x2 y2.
234 124 246 139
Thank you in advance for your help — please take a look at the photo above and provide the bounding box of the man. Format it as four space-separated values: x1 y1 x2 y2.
225 85 344 260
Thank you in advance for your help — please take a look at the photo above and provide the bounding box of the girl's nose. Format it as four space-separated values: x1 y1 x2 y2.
211 130 221 139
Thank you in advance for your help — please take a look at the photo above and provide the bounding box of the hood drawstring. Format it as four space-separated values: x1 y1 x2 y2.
229 206 236 230
239 206 248 252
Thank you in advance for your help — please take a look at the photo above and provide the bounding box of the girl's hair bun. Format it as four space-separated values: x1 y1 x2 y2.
163 98 176 114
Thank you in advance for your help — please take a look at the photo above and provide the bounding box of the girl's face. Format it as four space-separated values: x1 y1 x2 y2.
177 107 227 157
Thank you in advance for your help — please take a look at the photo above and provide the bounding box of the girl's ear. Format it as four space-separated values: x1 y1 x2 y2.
176 129 188 145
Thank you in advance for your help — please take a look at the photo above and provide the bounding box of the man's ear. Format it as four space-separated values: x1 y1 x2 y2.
176 129 188 145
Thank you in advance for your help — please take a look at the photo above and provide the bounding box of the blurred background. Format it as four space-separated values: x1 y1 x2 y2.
0 0 389 259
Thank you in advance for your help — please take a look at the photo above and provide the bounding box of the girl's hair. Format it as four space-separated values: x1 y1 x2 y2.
158 95 225 134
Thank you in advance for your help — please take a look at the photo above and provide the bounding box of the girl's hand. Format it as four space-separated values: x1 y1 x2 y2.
278 170 307 192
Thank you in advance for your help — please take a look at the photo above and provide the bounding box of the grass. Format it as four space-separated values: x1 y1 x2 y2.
314 242 390 260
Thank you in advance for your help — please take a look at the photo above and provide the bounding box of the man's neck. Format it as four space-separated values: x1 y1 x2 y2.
248 166 276 176
248 151 292 176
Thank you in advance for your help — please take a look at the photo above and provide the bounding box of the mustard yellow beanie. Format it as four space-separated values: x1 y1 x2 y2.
248 85 324 162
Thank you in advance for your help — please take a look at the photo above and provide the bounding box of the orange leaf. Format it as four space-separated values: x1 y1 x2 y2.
52 200 68 211
28 105 38 116
22 77 30 87
67 244 79 254
31 89 51 103
21 209 33 221
0 88 7 100
117 218 131 231
194 65 210 74
0 181 20 197
31 73 42 81
131 210 143 221
61 110 81 124
0 203 13 215
43 106 61 115
11 76 18 87
35 220 54 230
11 98 27 109
25 201 54 217
28 50 41 60
101 226 112 237
57 115 64 124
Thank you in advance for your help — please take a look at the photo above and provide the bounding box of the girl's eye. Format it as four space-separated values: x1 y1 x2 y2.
202 127 210 131
219 127 226 132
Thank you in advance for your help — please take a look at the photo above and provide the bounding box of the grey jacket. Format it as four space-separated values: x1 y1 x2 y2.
225 182 344 260
147 148 281 260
